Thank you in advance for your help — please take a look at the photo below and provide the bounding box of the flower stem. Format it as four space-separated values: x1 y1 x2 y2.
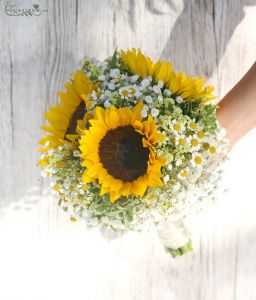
165 240 193 258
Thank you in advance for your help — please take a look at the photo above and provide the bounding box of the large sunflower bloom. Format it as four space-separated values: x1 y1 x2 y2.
39 71 95 152
120 48 215 102
79 102 166 203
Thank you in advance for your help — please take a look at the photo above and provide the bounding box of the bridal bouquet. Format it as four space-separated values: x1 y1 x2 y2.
39 49 228 257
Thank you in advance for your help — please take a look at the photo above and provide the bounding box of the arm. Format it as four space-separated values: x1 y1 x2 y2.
217 62 256 150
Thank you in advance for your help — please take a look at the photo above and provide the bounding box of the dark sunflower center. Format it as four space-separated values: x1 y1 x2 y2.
99 125 149 182
65 101 86 139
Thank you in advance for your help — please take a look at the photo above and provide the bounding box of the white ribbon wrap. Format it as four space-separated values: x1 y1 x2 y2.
157 218 191 250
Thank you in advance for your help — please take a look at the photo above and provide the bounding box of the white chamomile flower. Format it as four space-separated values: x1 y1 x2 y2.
187 135 201 151
145 95 153 104
176 134 187 147
178 168 189 180
188 119 198 130
119 86 134 99
119 87 129 99
201 138 212 151
170 119 184 133
196 130 206 139
98 74 106 81
164 174 170 183
151 108 159 118
92 90 102 100
191 152 204 167
128 85 141 97
130 75 139 83
58 146 63 151
208 145 217 155
109 68 120 78
175 96 184 104
108 83 115 90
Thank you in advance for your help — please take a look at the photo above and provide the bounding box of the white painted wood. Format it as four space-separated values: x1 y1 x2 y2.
0 1 256 299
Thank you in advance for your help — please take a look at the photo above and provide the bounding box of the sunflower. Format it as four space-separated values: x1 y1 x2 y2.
120 48 215 102
168 72 215 102
120 48 173 84
120 48 156 78
39 71 95 152
79 102 166 203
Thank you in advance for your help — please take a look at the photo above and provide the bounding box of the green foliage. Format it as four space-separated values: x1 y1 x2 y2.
179 101 217 132
110 48 118 68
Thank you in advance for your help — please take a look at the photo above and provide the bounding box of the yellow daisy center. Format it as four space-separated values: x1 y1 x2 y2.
209 146 216 154
181 170 188 177
203 142 210 150
53 184 60 191
189 122 197 129
129 87 136 94
122 90 129 97
197 131 205 138
191 138 199 147
179 138 186 146
173 123 181 131
194 156 203 164
96 91 101 98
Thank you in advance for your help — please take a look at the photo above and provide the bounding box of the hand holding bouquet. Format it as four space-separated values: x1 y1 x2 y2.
39 49 228 257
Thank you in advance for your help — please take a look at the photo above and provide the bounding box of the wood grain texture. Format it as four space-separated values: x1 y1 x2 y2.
0 1 256 299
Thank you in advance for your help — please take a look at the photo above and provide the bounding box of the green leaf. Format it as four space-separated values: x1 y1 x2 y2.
110 47 118 68
125 211 133 222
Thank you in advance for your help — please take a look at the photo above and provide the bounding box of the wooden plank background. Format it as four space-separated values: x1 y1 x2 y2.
0 1 256 299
